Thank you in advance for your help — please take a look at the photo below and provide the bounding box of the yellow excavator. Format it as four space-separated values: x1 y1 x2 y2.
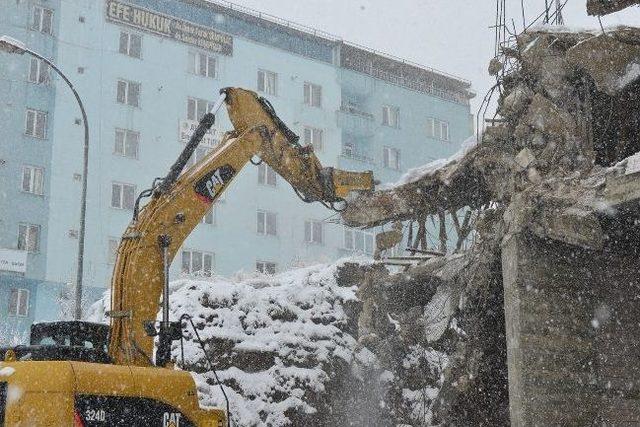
0 87 373 426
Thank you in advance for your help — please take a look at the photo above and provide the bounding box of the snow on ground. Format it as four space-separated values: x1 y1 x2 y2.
379 136 478 190
88 257 375 427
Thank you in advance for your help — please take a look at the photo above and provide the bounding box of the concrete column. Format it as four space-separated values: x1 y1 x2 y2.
502 232 597 425
502 231 640 425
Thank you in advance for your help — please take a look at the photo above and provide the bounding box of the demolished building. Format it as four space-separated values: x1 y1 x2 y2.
341 21 640 426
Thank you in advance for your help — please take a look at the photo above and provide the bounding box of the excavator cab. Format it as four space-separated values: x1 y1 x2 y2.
1 321 111 364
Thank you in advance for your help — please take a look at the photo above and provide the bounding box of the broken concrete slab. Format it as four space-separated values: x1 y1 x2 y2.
566 28 640 95
587 0 640 15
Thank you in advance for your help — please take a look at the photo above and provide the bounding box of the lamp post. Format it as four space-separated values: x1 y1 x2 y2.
0 35 89 320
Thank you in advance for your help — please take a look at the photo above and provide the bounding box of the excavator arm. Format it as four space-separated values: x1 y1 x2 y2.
108 88 373 366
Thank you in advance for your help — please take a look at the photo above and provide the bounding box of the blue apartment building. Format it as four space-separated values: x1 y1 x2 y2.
0 0 474 340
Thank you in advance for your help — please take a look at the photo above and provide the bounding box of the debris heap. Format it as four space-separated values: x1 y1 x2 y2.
341 24 640 425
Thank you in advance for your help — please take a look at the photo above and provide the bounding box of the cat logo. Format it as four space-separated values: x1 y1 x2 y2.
162 412 182 427
194 164 236 203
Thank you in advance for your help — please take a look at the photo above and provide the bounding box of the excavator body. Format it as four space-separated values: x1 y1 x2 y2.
0 359 225 426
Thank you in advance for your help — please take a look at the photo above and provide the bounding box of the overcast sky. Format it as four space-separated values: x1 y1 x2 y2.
224 0 639 114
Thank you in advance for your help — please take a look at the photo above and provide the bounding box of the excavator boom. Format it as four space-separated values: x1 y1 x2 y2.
108 87 373 366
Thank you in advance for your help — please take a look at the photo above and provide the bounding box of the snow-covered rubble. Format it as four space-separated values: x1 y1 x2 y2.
89 259 398 426
380 136 478 190
169 262 369 426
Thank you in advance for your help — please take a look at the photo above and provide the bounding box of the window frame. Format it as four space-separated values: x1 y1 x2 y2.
303 82 322 108
110 182 136 210
21 165 45 195
119 31 142 59
304 219 324 245
181 249 214 276
342 142 354 157
116 79 141 107
28 57 51 85
440 121 450 141
187 97 214 122
17 223 40 253
383 146 401 170
188 51 218 78
343 227 374 255
257 69 278 96
257 210 278 236
256 261 277 275
426 117 450 141
8 288 30 317
114 128 140 159
382 105 399 128
32 6 54 35
303 126 323 151
24 108 48 139
257 163 277 187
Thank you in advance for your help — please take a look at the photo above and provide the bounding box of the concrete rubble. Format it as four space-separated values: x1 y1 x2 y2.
587 0 640 16
339 24 640 426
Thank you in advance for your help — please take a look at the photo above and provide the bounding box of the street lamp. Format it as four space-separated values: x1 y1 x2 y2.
0 35 89 321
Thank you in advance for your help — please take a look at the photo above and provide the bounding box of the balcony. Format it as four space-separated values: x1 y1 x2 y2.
339 145 375 172
336 102 375 137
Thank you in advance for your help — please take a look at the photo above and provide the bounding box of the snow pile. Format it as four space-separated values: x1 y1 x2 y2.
172 261 370 426
380 136 478 189
89 259 382 427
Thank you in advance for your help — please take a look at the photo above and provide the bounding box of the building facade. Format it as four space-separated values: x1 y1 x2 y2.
0 0 474 340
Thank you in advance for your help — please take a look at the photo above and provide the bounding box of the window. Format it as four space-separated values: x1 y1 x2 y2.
304 220 323 244
188 52 217 78
111 182 136 210
119 31 142 58
441 121 450 141
427 117 450 141
18 224 40 253
383 147 400 170
21 165 44 195
25 109 47 139
202 207 216 225
28 58 50 84
257 210 277 236
108 238 119 264
344 227 374 255
257 70 277 95
114 129 140 159
32 6 53 35
426 118 435 138
343 143 354 157
181 250 214 276
303 82 322 107
382 105 399 128
116 79 140 107
187 98 213 121
256 261 277 275
257 163 277 186
303 127 323 151
8 289 30 317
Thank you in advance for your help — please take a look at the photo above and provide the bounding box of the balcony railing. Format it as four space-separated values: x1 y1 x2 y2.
339 102 374 120
340 150 375 164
